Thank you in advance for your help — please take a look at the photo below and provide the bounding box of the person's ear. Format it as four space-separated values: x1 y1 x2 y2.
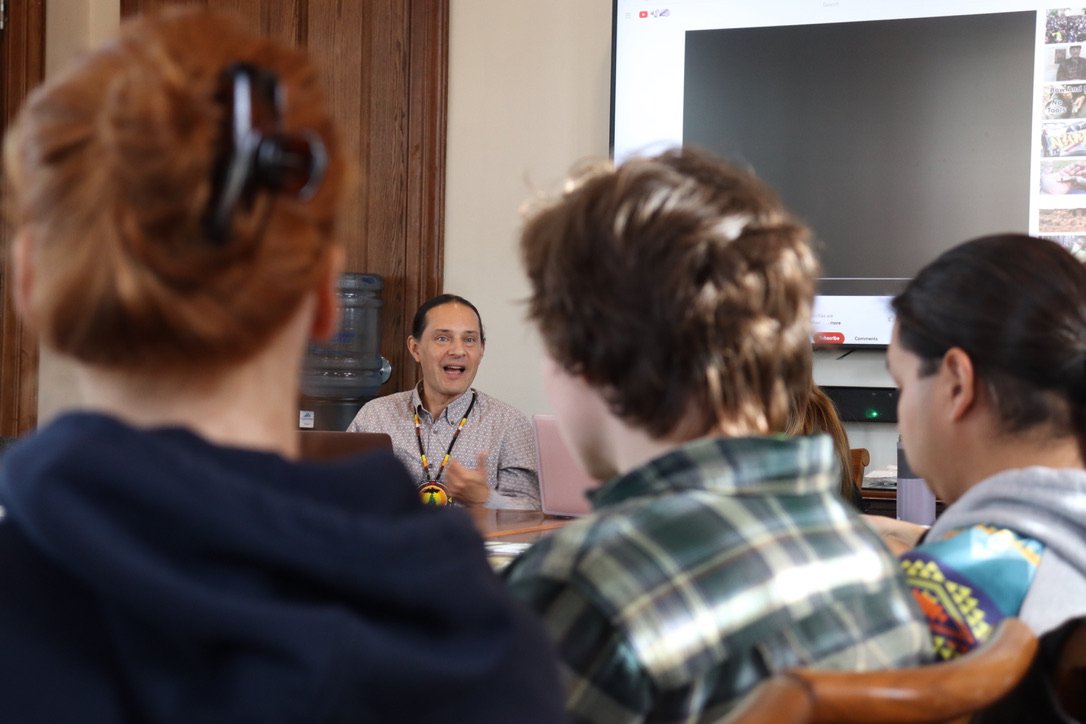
941 347 977 422
309 246 345 342
11 230 35 323
407 335 422 363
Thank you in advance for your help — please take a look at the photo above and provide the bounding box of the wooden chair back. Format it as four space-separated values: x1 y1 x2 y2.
298 430 392 461
849 447 870 493
724 618 1038 724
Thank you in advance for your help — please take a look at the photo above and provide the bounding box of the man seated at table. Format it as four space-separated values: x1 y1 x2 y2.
503 147 932 722
348 294 539 509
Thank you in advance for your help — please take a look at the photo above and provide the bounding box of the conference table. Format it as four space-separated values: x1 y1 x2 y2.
467 488 947 571
469 487 944 540
468 508 572 543
469 487 943 536
467 508 573 571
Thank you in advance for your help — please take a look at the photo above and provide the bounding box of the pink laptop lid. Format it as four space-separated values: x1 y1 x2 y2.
532 414 597 517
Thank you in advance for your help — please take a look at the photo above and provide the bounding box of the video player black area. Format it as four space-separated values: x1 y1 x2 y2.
822 386 899 424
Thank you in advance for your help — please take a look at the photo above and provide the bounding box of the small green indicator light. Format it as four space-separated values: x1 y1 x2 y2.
866 409 880 420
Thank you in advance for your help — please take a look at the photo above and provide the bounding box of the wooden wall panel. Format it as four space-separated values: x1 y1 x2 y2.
0 0 45 435
357 2 412 389
405 0 447 343
119 0 447 396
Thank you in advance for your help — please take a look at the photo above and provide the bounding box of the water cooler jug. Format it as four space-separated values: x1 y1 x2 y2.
299 273 391 431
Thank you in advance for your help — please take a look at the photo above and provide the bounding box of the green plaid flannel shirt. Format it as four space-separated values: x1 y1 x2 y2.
504 435 931 723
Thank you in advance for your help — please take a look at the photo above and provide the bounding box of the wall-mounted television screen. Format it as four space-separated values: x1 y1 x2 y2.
612 1 1086 348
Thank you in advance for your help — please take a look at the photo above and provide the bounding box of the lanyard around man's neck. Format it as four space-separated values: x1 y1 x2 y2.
414 391 478 485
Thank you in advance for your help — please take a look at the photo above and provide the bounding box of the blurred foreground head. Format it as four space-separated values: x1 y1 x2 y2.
520 147 818 438
3 8 346 372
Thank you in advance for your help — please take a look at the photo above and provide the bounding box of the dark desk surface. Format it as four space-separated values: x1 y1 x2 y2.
861 486 899 518
861 482 946 518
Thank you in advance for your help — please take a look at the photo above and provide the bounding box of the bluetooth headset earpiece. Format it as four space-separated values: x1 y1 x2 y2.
203 62 328 245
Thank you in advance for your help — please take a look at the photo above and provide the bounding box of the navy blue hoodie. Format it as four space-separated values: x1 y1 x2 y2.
0 413 566 723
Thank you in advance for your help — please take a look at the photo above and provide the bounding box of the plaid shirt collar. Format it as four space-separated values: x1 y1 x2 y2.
409 384 477 424
590 434 837 510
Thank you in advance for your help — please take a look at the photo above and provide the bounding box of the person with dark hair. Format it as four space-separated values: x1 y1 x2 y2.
504 147 931 722
347 293 540 509
877 234 1086 661
0 9 565 721
1058 44 1086 81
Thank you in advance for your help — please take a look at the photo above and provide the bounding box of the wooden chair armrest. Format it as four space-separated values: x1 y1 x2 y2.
725 619 1037 724
721 675 812 724
792 619 1038 723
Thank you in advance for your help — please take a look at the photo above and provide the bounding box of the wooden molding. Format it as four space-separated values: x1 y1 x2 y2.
402 0 448 392
0 0 44 435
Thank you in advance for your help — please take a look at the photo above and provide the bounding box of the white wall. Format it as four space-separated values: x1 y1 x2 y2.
445 1 614 419
446 2 900 468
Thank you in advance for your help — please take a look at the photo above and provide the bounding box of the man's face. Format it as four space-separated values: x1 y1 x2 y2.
886 324 946 500
1072 46 1081 57
408 302 484 407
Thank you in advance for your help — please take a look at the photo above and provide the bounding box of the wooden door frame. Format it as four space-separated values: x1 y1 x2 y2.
401 0 447 392
0 0 44 435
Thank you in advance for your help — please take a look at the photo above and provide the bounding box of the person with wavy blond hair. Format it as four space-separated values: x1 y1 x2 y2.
504 147 930 723
0 9 564 722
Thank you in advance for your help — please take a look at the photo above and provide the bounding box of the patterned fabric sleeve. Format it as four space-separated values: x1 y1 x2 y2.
505 573 650 724
901 524 1044 660
491 409 540 510
345 401 374 432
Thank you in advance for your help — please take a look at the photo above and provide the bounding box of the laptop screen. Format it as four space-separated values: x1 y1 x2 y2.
532 414 598 518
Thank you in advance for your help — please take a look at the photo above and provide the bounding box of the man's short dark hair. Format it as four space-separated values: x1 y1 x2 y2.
411 294 485 343
520 147 818 438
